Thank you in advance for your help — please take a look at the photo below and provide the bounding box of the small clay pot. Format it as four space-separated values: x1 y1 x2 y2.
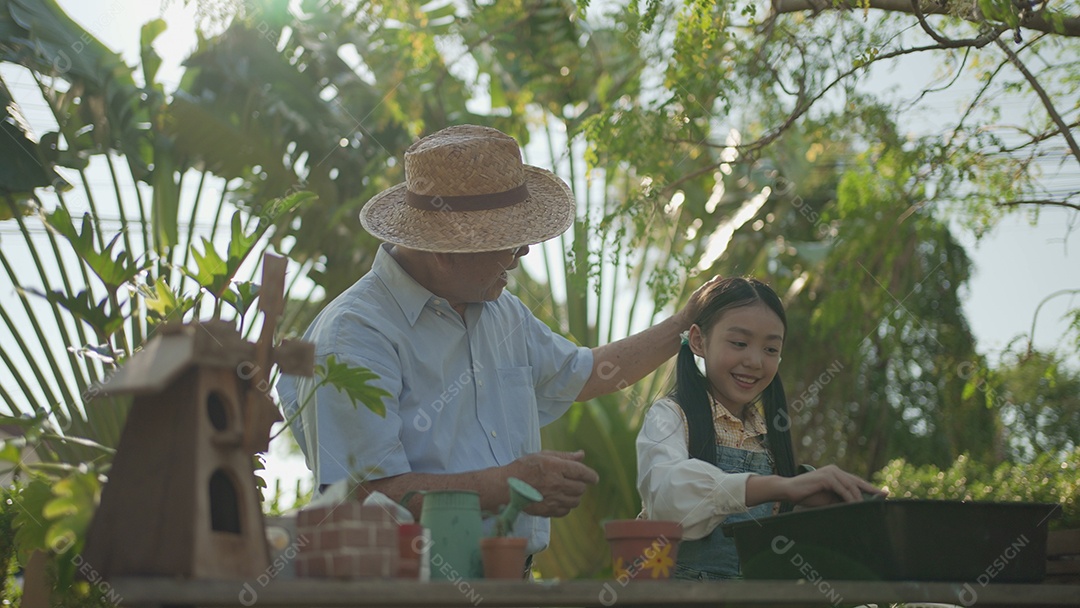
604 519 683 581
480 536 529 580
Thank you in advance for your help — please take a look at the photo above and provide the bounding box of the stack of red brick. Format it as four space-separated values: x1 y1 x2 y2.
295 502 399 579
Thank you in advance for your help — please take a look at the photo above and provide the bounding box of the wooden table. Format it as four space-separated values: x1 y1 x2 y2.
111 578 1080 607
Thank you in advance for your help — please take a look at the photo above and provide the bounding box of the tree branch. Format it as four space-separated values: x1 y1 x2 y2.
999 120 1080 154
996 199 1080 212
658 37 994 195
909 0 1004 47
993 37 1080 173
945 52 1020 147
774 0 1080 38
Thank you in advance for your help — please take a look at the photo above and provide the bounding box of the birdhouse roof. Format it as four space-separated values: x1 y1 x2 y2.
93 321 256 396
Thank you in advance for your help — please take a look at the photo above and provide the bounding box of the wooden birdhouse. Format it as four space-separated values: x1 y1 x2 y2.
82 254 313 580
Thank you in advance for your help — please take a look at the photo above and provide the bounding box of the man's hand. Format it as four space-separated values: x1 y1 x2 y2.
677 275 724 327
509 450 600 518
577 275 727 402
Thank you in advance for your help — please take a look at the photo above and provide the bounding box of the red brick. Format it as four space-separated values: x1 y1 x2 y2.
356 549 397 578
295 526 314 551
360 504 395 524
374 524 397 549
326 502 363 524
333 525 370 549
329 553 357 579
332 520 371 539
327 523 385 549
356 524 378 548
301 501 397 527
319 527 343 551
303 553 330 577
297 505 334 528
384 550 399 578
294 530 314 552
295 555 308 577
315 547 399 579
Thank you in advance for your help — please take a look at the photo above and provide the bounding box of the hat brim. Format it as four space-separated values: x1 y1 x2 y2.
359 165 575 253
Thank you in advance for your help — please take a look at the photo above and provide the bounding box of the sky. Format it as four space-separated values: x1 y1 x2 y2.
6 0 1078 500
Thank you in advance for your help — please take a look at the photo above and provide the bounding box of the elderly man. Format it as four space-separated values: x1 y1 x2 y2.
280 124 715 559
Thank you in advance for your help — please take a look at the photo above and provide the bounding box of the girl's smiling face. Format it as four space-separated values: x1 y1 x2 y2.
688 302 785 416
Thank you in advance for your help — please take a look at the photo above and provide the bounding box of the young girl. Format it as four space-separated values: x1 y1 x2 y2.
636 277 885 581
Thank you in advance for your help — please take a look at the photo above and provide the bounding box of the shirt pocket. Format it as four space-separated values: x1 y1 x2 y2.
496 366 540 457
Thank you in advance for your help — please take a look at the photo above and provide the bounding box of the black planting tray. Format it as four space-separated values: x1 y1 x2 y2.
721 499 1059 582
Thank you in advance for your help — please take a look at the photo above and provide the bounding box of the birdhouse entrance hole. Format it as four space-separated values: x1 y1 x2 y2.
209 469 242 534
207 392 230 431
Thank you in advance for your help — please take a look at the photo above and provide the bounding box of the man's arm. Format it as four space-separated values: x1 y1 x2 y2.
577 275 722 402
363 450 600 520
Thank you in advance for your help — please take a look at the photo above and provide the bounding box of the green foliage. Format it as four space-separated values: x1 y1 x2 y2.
141 276 195 324
874 449 1080 530
186 192 315 304
262 476 314 517
44 208 151 291
9 473 115 606
271 354 390 448
314 355 391 419
1071 309 1080 351
0 494 17 602
0 75 70 204
173 0 470 299
992 350 1080 461
22 288 124 346
800 143 994 471
0 0 149 178
0 1 392 599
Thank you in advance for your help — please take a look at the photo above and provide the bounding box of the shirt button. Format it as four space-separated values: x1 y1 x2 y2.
436 311 444 317
432 299 441 305
477 380 484 387
490 430 497 438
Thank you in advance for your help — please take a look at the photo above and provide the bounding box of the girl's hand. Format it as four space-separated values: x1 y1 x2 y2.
782 464 886 506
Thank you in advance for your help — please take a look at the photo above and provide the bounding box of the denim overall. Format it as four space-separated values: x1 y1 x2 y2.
674 442 775 581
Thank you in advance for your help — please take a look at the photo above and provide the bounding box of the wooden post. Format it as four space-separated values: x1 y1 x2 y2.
243 253 287 453
21 551 50 608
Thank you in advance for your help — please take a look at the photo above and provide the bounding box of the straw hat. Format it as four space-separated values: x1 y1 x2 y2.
359 124 576 253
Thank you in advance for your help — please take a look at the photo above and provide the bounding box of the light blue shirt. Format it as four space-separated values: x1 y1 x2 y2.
278 244 593 553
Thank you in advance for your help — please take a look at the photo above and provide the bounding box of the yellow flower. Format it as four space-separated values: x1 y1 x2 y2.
613 556 632 580
643 542 675 579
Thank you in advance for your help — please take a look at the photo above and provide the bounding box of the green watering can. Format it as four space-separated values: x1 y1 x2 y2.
403 477 542 580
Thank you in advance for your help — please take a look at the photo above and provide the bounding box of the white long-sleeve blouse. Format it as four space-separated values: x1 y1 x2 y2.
636 396 770 540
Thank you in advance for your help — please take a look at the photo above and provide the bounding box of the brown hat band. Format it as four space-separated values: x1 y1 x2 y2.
404 183 529 212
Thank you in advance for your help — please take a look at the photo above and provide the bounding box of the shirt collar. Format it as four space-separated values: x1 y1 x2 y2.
711 393 768 436
371 243 437 326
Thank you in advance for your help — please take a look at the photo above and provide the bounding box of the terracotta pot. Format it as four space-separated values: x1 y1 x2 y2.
604 519 683 581
480 536 528 579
